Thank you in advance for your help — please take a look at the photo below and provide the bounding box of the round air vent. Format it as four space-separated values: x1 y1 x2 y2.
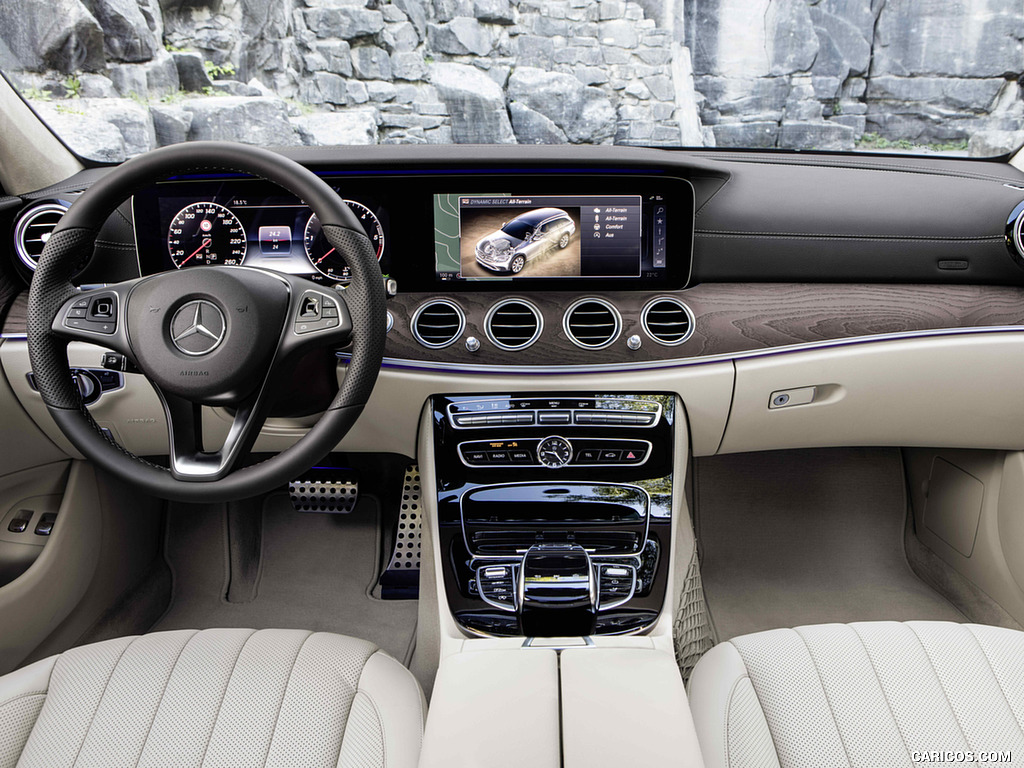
563 298 621 350
14 202 69 271
1007 202 1024 267
485 298 543 350
411 299 465 348
641 297 695 346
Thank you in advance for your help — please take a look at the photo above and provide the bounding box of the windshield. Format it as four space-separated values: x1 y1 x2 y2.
2 0 1021 162
500 219 533 240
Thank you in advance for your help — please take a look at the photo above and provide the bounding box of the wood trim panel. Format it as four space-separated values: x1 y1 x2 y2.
7 284 1024 366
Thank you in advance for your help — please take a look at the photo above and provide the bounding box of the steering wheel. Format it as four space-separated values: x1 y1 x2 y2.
26 142 386 502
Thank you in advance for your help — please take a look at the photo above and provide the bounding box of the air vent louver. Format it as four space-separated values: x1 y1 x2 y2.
411 299 465 348
563 299 621 350
14 202 68 271
642 298 695 346
485 299 542 350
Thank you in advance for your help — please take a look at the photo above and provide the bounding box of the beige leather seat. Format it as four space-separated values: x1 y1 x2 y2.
689 621 1024 768
0 628 424 768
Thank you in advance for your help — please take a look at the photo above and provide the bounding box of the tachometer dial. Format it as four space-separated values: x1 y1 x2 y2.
167 202 247 268
304 200 384 282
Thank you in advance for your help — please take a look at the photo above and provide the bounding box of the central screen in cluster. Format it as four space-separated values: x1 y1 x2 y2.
434 193 662 282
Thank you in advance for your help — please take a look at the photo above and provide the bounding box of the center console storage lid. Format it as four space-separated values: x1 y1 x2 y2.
419 649 560 768
560 648 705 768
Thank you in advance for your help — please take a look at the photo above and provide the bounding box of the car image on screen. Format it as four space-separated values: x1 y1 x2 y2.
473 207 576 274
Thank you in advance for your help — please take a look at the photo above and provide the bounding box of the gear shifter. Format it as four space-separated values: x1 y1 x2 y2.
518 544 596 636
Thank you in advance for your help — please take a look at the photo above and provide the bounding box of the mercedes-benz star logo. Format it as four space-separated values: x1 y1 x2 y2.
170 300 226 356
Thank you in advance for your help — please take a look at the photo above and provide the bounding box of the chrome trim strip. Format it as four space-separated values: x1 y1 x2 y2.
338 325 1024 375
458 480 651 560
595 562 637 611
445 397 662 429
484 297 544 351
640 296 696 347
457 437 653 470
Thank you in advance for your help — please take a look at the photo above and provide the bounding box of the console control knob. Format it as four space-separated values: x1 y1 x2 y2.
626 334 642 350
536 436 572 468
465 336 481 352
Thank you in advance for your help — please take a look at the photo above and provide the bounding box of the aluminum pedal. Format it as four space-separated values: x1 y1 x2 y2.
379 465 422 598
288 474 359 513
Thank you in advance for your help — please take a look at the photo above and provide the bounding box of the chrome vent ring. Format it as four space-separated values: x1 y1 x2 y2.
411 299 465 349
485 298 543 350
14 202 69 271
563 298 622 350
641 297 695 346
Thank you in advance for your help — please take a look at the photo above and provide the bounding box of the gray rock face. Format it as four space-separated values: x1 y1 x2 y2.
109 48 179 98
83 0 160 62
181 96 301 145
778 120 855 150
78 73 118 97
872 0 1024 78
968 130 1024 158
303 7 384 40
474 0 514 24
430 62 515 143
427 18 493 56
80 97 156 155
352 46 392 80
508 67 615 143
150 103 193 146
0 0 105 72
292 109 379 145
33 101 127 161
510 101 568 144
172 51 214 92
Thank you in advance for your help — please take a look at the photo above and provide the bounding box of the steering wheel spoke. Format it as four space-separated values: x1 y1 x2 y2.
50 281 141 361
158 385 270 481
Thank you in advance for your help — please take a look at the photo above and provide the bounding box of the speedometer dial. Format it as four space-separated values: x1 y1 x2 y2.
167 202 247 268
304 200 384 282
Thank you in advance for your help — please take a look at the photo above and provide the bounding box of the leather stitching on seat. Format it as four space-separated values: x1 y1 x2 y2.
355 689 387 768
963 625 1024 742
724 641 784 768
722 671 747 768
260 630 314 768
65 638 135 768
195 628 259 768
791 629 854 768
129 629 200 768
845 624 916 767
904 623 975 754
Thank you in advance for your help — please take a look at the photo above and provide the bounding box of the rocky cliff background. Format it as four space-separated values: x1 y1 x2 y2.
0 0 1021 161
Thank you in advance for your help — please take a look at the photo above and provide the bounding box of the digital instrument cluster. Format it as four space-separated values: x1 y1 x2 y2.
134 179 389 285
132 172 692 291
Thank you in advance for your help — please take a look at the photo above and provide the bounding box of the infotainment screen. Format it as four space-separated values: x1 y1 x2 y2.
434 193 669 282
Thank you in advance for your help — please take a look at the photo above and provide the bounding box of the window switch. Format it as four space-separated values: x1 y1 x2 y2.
8 515 30 533
34 513 57 536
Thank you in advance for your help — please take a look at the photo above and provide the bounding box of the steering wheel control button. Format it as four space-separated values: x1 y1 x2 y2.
294 290 341 334
63 292 119 334
170 300 226 356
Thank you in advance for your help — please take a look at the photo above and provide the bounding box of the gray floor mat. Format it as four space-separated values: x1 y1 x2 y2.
695 447 966 641
155 492 418 663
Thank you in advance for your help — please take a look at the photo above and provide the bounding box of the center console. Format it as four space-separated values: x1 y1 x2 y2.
431 391 674 638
